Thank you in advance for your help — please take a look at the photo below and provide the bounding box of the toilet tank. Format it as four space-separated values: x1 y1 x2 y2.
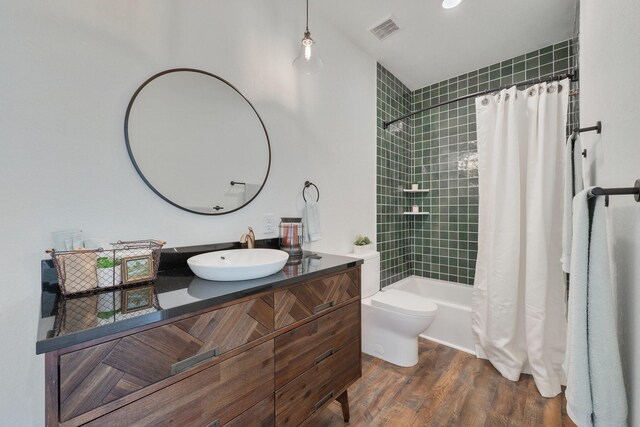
344 251 380 299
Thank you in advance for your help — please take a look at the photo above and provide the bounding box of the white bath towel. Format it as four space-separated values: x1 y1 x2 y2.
561 135 584 273
303 201 322 242
564 189 627 427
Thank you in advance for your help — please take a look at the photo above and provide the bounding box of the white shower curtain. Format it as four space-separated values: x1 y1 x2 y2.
472 79 569 398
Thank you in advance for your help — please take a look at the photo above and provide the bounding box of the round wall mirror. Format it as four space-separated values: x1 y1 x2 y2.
125 68 271 215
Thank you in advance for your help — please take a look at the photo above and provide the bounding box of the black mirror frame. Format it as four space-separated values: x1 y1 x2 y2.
124 68 271 216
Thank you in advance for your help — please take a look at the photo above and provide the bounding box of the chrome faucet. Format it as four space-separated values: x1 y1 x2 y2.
240 227 255 249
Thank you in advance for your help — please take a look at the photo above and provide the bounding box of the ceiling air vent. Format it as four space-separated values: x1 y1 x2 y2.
370 17 401 41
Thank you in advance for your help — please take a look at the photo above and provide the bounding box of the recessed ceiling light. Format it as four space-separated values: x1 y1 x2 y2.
442 0 462 9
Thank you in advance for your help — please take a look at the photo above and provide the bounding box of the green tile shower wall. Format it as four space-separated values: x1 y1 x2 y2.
376 63 413 287
377 39 578 287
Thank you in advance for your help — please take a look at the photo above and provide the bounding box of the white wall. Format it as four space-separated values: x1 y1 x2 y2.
581 1 640 424
0 1 376 424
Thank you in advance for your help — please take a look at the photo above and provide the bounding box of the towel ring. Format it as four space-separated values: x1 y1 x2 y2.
303 181 320 202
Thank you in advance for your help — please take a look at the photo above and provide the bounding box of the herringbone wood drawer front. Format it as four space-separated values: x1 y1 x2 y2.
85 341 275 427
273 270 359 329
59 295 274 422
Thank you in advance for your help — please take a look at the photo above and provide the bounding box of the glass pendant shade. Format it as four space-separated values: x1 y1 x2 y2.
293 31 323 75
293 0 323 75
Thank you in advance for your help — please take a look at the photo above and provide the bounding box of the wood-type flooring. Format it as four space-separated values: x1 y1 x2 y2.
313 339 577 427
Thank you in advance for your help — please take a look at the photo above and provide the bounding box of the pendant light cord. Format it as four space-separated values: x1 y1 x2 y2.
306 0 309 32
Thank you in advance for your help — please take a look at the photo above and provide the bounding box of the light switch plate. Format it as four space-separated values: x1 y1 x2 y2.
263 214 277 234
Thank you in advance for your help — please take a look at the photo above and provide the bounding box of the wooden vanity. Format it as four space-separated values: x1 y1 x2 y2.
38 253 362 427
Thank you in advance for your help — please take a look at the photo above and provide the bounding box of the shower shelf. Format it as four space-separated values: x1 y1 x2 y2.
403 212 430 215
403 189 430 193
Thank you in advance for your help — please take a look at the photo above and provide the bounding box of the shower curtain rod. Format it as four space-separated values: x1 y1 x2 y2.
383 72 578 129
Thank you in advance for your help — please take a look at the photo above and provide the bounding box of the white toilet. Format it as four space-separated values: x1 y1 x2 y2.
347 251 438 367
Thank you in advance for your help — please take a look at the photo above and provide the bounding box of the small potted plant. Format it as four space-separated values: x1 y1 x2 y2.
353 235 372 254
97 256 122 288
96 289 122 324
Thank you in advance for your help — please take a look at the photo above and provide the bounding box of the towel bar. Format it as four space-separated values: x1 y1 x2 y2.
571 121 601 143
588 179 640 206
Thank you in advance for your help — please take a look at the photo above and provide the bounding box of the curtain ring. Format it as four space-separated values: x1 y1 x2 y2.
481 97 489 106
504 93 510 101
558 84 563 92
496 93 501 102
547 85 556 93
528 88 537 97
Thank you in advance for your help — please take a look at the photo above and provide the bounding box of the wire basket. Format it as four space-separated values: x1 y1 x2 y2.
47 239 165 296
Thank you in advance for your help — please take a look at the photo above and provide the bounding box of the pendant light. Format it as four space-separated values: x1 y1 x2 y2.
293 0 323 75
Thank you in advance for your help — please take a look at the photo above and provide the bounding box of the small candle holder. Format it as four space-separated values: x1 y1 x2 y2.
279 217 303 256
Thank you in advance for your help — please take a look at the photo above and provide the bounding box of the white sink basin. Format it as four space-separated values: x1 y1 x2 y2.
187 249 289 281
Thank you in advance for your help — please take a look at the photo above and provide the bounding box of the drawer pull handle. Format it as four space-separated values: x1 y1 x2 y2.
314 391 334 411
314 348 334 365
314 301 334 313
206 420 220 427
170 347 219 375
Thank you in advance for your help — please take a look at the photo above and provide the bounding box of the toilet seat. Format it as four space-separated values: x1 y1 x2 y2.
371 289 438 316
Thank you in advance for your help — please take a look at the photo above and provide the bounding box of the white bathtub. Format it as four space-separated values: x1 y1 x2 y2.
388 276 475 355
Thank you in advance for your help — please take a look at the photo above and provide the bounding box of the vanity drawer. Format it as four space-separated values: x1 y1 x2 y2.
274 269 359 329
275 339 361 427
85 340 274 427
59 295 274 422
225 394 274 427
274 300 360 389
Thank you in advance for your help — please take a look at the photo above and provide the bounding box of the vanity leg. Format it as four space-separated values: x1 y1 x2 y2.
336 390 350 423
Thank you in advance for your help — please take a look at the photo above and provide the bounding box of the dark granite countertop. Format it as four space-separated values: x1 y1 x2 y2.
36 241 362 354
